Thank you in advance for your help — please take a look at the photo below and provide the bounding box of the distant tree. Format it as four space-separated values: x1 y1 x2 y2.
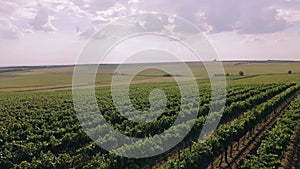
163 73 172 77
288 70 292 74
239 71 244 76
226 73 231 76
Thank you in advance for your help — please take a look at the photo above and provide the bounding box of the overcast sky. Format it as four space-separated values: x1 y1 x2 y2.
1 0 300 66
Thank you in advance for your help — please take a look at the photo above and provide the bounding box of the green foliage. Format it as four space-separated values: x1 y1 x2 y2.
0 83 298 168
242 95 300 169
164 84 299 169
239 71 244 76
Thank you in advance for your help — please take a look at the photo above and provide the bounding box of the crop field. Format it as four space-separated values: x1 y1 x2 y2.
1 61 300 91
0 61 300 169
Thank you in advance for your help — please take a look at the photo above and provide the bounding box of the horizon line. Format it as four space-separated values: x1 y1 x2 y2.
1 59 300 68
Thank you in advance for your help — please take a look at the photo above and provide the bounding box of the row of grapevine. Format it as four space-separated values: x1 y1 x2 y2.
241 95 300 169
84 83 294 168
163 85 299 169
0 83 295 169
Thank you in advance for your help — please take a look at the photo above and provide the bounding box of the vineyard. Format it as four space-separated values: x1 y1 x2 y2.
1 0 300 168
1 82 300 169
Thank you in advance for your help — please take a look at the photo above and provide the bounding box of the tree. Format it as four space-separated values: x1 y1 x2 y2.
288 70 292 74
163 73 172 77
239 71 244 76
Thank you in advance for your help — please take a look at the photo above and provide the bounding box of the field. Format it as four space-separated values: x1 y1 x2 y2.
1 61 300 169
1 61 300 91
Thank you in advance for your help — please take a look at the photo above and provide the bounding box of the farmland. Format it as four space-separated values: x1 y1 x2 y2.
1 61 300 92
0 61 300 169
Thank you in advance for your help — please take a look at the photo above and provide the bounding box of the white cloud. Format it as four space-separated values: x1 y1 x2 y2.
91 15 110 23
89 3 131 24
243 35 265 43
0 1 17 19
0 21 32 39
0 1 36 20
76 26 97 39
29 5 56 32
277 8 300 22
235 5 288 34
1 0 300 38
137 0 299 34
128 0 139 4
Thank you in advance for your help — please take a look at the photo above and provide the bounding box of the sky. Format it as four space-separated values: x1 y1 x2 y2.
0 0 300 66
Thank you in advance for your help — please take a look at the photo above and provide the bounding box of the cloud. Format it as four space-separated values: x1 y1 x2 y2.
0 1 37 20
137 0 299 34
91 3 129 23
235 3 288 34
243 35 265 43
190 0 288 34
2 0 300 38
70 0 140 22
277 8 300 22
28 5 56 32
87 0 128 12
0 21 32 39
0 1 17 19
76 26 97 39
195 0 241 33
